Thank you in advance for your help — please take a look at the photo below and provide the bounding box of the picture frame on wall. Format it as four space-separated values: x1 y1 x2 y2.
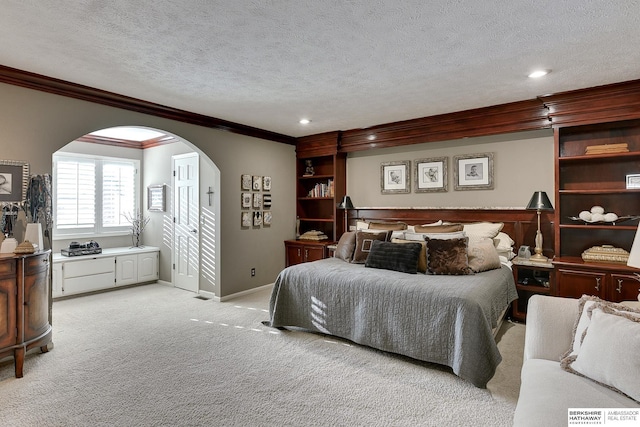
263 176 272 191
147 184 166 212
252 175 262 191
263 194 272 208
253 211 262 227
453 152 494 191
241 174 252 191
380 160 410 194
253 193 262 208
263 211 272 226
241 193 252 208
415 157 447 193
241 211 251 228
0 160 29 203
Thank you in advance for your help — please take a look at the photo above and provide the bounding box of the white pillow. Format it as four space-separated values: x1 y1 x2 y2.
494 231 515 250
403 231 466 241
356 220 369 230
564 307 640 401
463 222 504 243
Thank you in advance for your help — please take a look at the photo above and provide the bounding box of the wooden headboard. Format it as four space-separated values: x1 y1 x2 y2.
347 208 555 259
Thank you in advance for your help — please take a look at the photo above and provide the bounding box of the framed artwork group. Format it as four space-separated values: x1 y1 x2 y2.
241 174 272 228
381 152 494 194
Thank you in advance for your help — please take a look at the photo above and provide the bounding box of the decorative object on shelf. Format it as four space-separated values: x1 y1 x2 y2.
1 202 19 253
585 142 628 155
299 230 328 241
24 222 44 251
568 205 637 224
123 210 150 248
23 174 53 250
337 195 355 236
526 191 554 262
303 160 315 176
14 240 35 254
0 237 17 253
626 174 640 189
147 184 166 212
581 245 629 264
453 152 494 191
415 157 447 193
241 174 252 190
0 160 29 203
263 176 272 191
381 160 410 194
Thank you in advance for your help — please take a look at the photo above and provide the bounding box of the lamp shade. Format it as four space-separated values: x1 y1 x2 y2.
337 196 354 209
526 191 553 211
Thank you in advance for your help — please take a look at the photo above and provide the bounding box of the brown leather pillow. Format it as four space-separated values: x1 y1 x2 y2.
351 230 392 264
426 237 472 275
334 231 356 262
367 221 408 231
414 223 463 233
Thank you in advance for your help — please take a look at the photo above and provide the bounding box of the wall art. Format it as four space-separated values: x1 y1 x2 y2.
253 211 262 227
263 211 272 226
0 160 29 203
253 193 262 208
263 176 272 191
252 175 262 191
147 184 166 211
241 192 252 208
241 211 251 227
241 174 252 191
415 157 447 193
380 160 410 194
453 153 494 191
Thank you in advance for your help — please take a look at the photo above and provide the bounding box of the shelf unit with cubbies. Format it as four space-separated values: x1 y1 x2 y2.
553 119 640 300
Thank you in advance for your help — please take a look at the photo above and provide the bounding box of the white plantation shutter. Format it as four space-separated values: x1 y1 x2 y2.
54 154 139 237
55 158 96 228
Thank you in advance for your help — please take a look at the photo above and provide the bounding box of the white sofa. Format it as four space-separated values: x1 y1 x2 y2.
513 295 639 427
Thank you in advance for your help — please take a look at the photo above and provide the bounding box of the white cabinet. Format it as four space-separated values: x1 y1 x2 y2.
53 247 159 298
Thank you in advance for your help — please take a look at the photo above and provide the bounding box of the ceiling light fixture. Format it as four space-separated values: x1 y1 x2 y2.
528 70 550 79
299 119 311 125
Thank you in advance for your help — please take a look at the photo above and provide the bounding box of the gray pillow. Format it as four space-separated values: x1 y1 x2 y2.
364 240 422 274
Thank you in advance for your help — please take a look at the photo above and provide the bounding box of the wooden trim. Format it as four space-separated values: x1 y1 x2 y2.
0 64 297 146
296 131 341 157
339 99 550 152
540 79 640 128
76 134 179 149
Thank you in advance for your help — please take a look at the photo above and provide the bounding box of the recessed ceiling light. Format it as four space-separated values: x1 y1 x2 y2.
528 70 550 79
299 118 311 125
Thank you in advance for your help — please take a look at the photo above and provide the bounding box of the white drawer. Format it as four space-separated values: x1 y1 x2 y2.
63 257 115 278
63 272 115 295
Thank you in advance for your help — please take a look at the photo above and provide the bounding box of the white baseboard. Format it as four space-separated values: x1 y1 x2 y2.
215 283 274 302
198 290 216 300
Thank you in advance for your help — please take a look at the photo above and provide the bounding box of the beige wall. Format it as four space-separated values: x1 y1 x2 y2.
0 82 296 298
347 130 554 209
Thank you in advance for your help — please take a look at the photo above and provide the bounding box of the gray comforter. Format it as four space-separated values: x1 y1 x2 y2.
267 257 518 387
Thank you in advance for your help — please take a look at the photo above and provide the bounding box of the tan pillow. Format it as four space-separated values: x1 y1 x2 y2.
414 223 463 233
467 238 502 272
334 231 356 262
391 238 427 273
351 230 391 264
463 222 504 243
367 221 408 231
426 237 472 275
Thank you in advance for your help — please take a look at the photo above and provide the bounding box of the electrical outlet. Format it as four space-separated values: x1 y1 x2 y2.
251 268 255 277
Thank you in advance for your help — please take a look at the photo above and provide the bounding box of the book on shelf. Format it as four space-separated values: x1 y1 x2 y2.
307 179 334 198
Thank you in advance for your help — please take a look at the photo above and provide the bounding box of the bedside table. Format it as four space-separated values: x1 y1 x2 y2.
511 257 555 322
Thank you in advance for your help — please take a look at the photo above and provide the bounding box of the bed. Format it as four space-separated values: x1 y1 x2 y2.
266 215 523 388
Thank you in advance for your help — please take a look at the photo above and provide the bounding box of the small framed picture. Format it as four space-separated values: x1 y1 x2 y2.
0 160 29 202
253 193 262 208
241 174 252 191
241 211 251 228
263 193 272 208
241 193 252 208
147 184 166 211
380 160 410 194
263 211 272 226
252 176 262 191
626 174 640 189
263 176 272 191
253 211 262 227
415 157 447 193
454 153 494 191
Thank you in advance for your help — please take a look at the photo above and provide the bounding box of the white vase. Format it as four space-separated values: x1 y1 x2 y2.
0 237 18 253
24 223 44 251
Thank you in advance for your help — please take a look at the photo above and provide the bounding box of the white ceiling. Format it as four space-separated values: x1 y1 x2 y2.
2 1 640 138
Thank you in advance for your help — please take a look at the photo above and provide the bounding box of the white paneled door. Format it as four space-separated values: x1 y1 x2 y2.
172 153 199 292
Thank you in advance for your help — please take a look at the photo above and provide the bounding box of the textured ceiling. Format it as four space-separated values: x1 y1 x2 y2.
1 1 640 138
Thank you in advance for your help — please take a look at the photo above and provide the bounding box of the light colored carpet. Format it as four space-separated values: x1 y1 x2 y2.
0 284 524 426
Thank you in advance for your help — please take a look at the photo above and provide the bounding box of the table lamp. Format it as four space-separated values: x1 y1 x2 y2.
337 196 354 235
526 191 554 262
